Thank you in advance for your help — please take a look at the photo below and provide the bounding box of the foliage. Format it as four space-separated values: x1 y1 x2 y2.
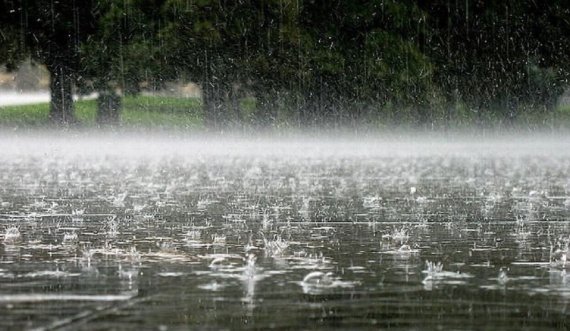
1 0 569 128
79 0 167 95
419 0 570 118
0 0 99 124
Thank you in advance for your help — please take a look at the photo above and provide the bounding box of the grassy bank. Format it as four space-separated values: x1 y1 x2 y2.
0 95 203 129
1 94 570 132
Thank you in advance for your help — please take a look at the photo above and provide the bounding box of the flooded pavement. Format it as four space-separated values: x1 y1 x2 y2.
1 135 570 330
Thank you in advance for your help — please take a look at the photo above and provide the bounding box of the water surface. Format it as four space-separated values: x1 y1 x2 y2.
1 135 569 330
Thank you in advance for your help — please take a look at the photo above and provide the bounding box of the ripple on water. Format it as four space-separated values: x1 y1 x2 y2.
0 139 569 329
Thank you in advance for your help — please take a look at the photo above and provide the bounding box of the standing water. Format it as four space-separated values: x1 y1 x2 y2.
0 134 569 330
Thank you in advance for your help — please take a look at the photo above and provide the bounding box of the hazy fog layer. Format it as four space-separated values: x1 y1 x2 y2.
0 132 567 159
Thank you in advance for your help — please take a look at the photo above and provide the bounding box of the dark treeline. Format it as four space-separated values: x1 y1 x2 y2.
1 0 569 128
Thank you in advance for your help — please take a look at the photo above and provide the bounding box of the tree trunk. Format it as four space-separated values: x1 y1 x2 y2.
202 82 225 129
96 90 122 125
254 92 277 128
47 63 76 125
299 91 319 128
228 87 242 127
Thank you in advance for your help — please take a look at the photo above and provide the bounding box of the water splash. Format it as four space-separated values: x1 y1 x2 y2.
3 226 21 243
262 234 289 257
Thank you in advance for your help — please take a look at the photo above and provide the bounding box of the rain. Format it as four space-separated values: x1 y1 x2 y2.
1 1 570 330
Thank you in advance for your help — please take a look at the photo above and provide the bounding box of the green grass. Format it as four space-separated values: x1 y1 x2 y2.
2 94 570 131
0 95 204 129
121 95 203 129
0 102 52 126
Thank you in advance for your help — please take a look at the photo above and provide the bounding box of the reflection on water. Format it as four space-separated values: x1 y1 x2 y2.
0 137 570 330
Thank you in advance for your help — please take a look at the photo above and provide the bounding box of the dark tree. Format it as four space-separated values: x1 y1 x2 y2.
298 1 433 124
418 0 570 123
2 0 569 129
160 0 434 128
80 0 167 125
162 0 252 128
0 0 97 125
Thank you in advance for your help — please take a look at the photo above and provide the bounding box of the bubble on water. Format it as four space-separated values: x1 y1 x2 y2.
185 230 201 241
243 254 257 277
197 198 216 211
30 199 48 209
80 248 95 271
415 196 428 204
21 269 80 279
111 192 128 208
550 236 570 268
362 195 382 210
398 244 414 253
302 271 333 285
127 246 141 262
72 208 85 216
3 226 21 243
198 281 226 291
261 210 273 229
105 216 119 237
299 271 357 295
118 264 138 283
263 234 289 257
498 267 509 286
62 232 78 243
208 255 242 270
133 203 146 213
212 234 226 245
422 260 473 289
385 225 410 243
482 192 501 219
